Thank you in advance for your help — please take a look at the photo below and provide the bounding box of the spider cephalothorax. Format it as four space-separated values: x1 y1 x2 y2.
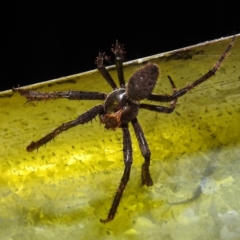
13 37 235 223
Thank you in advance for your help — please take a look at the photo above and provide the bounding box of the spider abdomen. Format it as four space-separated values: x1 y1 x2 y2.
126 63 159 101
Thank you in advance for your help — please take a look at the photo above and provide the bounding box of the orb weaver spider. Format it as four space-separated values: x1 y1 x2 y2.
13 36 235 223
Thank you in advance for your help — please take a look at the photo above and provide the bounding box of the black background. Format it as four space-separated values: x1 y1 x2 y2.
1 2 238 91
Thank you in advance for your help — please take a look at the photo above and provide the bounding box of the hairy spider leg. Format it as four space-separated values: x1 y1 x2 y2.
112 40 126 88
131 118 153 187
101 116 161 223
147 35 235 102
95 52 118 90
96 40 126 89
12 88 107 103
140 75 178 113
100 125 133 223
26 105 104 152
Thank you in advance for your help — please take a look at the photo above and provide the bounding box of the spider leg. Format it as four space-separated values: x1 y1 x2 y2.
140 75 178 113
95 52 118 90
100 125 133 223
139 102 176 113
147 36 235 102
131 118 153 187
26 104 104 152
112 40 126 88
13 88 107 103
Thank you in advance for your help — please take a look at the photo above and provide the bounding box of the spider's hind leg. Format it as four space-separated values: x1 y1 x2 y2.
170 36 235 99
148 36 235 102
140 75 178 114
131 118 153 187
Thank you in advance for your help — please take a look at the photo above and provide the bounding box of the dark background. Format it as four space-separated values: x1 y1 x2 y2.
1 2 238 91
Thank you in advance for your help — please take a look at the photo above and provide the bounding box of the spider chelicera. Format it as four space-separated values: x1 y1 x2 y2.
13 36 235 223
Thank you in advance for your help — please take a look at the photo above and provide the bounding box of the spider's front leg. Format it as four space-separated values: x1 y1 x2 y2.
26 105 104 151
96 40 126 89
111 40 126 87
100 125 133 223
13 87 106 103
95 52 118 90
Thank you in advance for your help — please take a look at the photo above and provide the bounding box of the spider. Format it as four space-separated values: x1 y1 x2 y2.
13 36 235 223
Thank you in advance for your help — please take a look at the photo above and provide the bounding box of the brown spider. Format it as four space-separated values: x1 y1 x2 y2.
13 36 235 223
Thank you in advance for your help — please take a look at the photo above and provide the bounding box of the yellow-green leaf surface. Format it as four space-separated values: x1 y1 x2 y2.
1 34 240 240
